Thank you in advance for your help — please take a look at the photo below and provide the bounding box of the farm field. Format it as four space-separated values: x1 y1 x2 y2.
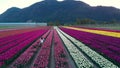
0 26 120 68
78 24 120 30
0 26 14 29
0 26 19 32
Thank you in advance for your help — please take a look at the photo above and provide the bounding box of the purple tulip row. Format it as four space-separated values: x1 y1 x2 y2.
0 29 49 67
54 30 70 68
9 30 50 68
60 27 120 65
32 30 53 68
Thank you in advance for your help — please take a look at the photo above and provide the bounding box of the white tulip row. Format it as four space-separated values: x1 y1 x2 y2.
58 28 119 68
56 28 93 68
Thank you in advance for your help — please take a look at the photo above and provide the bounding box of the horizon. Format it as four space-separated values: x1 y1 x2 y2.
0 0 120 14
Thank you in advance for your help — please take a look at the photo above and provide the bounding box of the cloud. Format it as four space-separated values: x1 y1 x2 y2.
0 0 42 14
80 0 120 9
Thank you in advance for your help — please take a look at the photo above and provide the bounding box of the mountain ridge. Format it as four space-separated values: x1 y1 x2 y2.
0 0 120 23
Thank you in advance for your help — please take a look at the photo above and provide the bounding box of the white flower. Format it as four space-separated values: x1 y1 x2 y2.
58 28 119 68
56 28 93 68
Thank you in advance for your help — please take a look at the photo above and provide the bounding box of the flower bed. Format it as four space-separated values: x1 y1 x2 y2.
64 26 120 38
54 29 70 68
59 27 119 68
0 31 35 53
32 30 53 68
60 26 120 67
0 26 51 38
0 62 4 67
0 27 50 67
56 28 93 68
74 26 120 33
9 30 50 68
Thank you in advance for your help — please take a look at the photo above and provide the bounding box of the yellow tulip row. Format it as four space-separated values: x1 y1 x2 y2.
63 26 120 38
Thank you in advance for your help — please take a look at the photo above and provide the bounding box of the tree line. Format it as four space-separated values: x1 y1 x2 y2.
47 18 119 26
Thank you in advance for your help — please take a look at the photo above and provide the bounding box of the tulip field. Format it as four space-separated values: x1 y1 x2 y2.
0 26 120 68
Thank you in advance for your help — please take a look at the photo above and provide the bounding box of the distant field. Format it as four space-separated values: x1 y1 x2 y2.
0 26 16 29
0 23 47 30
79 24 120 30
0 26 29 29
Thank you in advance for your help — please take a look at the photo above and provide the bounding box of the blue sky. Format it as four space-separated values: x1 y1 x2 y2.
0 0 120 14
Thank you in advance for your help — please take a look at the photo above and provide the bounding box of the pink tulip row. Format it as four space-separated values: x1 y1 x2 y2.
0 28 49 67
32 30 53 68
9 30 50 68
54 30 70 68
13 41 42 67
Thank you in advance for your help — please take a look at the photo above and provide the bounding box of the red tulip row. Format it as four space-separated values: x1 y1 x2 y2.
0 33 27 47
9 30 50 68
0 27 51 46
54 30 70 68
0 31 37 54
0 27 48 38
32 29 53 68
0 62 4 67
0 27 50 67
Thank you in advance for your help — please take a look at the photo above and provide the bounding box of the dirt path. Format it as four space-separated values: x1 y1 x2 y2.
49 31 55 68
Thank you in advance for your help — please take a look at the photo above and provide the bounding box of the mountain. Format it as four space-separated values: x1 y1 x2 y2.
0 0 120 23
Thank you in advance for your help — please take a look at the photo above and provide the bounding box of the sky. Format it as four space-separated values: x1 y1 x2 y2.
0 0 120 14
